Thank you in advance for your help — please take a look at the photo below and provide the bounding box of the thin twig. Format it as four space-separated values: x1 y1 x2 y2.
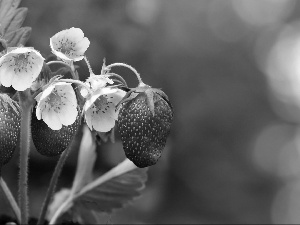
105 62 144 85
47 60 77 80
0 177 21 223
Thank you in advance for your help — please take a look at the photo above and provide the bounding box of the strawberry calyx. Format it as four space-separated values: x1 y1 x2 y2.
117 83 171 116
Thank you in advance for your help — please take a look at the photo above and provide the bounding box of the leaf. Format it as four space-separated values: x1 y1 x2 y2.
74 167 147 212
70 125 96 195
0 0 21 23
4 27 32 47
46 188 71 221
3 7 28 34
48 159 148 224
0 0 31 47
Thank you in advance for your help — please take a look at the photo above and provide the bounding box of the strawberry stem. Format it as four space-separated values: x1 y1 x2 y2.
18 90 35 225
106 72 128 87
57 78 92 95
47 60 78 80
84 56 94 75
37 144 73 225
0 177 21 223
105 63 145 86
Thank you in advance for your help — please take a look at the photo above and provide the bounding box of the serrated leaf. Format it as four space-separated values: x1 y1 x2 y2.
3 7 28 34
0 0 21 23
74 168 147 212
4 27 31 47
0 0 31 47
48 159 148 224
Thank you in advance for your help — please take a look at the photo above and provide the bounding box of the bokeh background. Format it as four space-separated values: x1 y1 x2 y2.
3 0 300 224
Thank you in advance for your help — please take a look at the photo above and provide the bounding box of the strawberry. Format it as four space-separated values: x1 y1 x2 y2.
31 108 80 157
0 94 20 168
117 85 173 168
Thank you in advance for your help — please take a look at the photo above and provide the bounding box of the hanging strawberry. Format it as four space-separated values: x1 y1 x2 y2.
31 108 80 157
0 94 20 168
117 84 173 168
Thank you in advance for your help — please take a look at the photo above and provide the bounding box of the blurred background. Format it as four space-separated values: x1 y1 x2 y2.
3 0 300 223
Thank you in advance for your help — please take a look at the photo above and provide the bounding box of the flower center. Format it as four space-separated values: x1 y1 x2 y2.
94 95 107 110
13 53 29 69
58 38 75 55
47 90 62 111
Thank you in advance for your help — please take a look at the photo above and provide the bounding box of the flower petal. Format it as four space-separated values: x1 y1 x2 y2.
35 99 43 120
0 47 44 91
66 27 85 42
42 108 62 130
74 37 90 54
107 89 126 105
91 109 116 132
58 104 77 126
12 70 34 91
36 82 79 130
50 27 89 61
55 83 77 106
0 65 14 88
38 84 55 101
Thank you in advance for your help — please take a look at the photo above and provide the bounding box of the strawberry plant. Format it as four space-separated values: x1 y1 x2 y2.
0 1 173 224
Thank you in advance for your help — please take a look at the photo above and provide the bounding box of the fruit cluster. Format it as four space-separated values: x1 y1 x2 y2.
0 27 173 169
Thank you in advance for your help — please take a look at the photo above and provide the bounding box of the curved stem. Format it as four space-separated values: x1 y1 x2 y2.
0 177 21 223
37 144 73 225
105 63 144 86
47 60 77 80
57 79 91 93
18 90 34 225
106 73 128 87
84 56 94 75
46 60 70 69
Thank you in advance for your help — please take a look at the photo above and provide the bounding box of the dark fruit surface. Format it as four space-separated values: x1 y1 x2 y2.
118 90 173 168
31 109 80 157
0 95 20 167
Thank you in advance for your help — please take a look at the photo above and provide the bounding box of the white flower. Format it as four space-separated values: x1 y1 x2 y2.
35 82 78 130
50 27 90 62
80 74 113 98
0 47 44 91
83 87 126 132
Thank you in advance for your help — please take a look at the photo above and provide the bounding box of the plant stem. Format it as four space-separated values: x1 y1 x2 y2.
105 63 145 86
47 60 71 69
47 60 77 80
106 72 128 87
84 56 94 75
37 144 72 225
0 177 21 223
57 79 88 88
18 90 34 225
